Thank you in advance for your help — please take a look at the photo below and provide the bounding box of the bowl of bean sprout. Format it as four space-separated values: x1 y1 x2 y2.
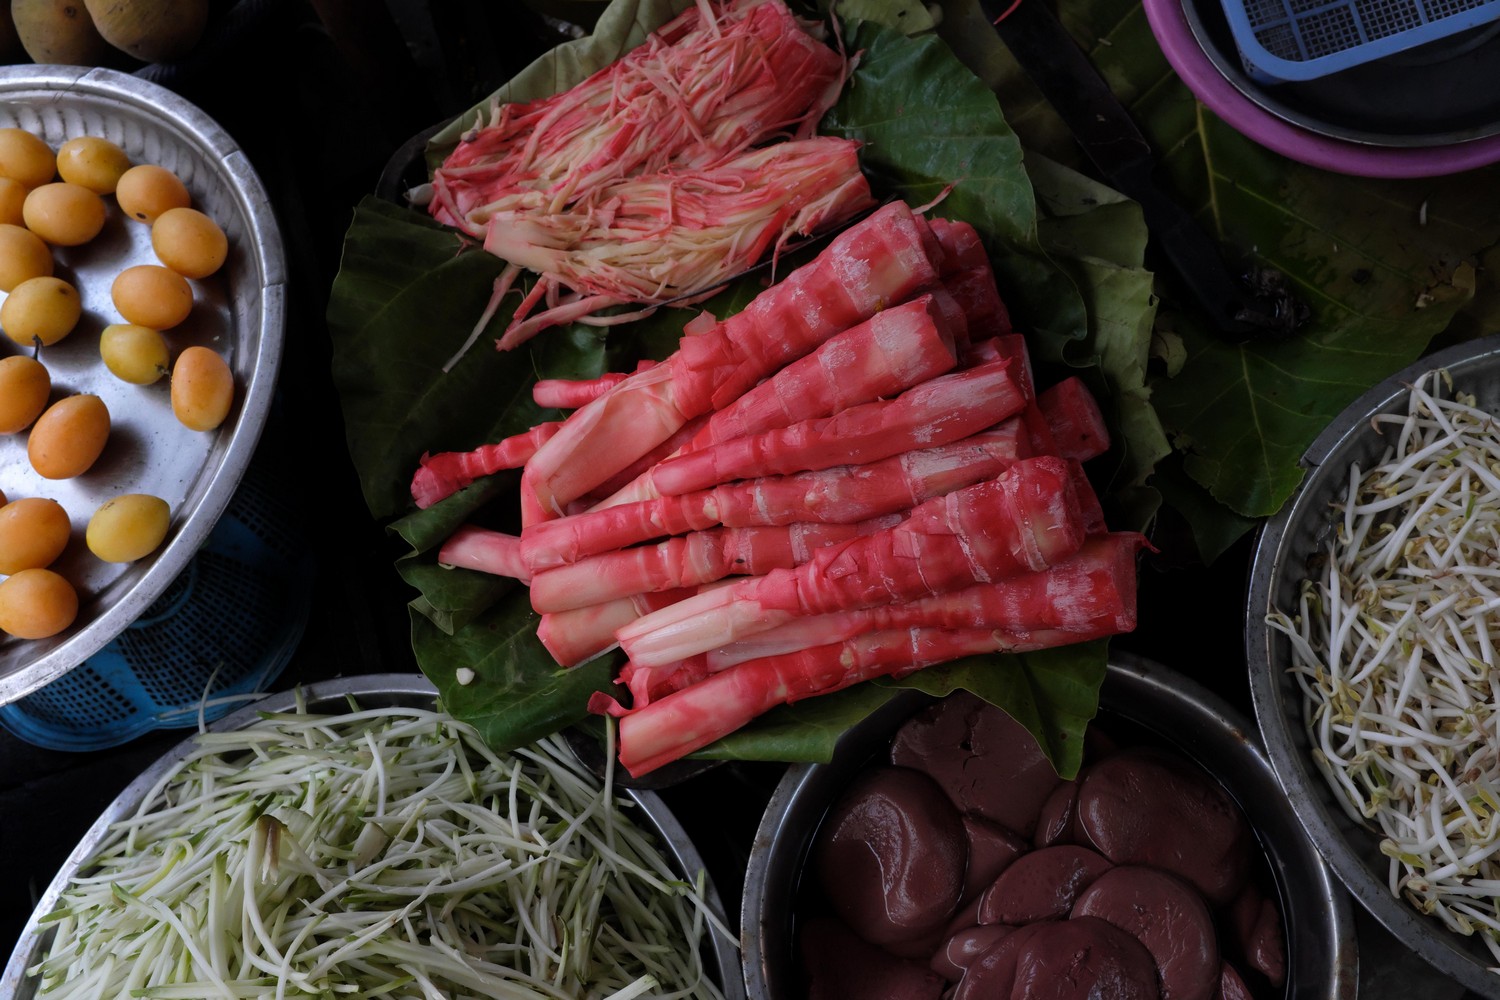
1249 336 1500 997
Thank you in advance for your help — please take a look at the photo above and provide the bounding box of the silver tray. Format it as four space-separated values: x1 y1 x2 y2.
0 66 285 703
0 673 745 999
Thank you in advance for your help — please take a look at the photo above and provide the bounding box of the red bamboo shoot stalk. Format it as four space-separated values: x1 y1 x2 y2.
930 217 988 274
536 588 695 668
942 265 1010 343
521 420 1031 571
590 290 966 511
411 423 563 509
648 358 1026 496
615 625 1094 776
531 362 657 410
438 527 531 583
528 516 903 613
1040 376 1110 462
619 532 1142 709
702 532 1143 669
520 200 945 518
616 455 1091 667
685 292 962 452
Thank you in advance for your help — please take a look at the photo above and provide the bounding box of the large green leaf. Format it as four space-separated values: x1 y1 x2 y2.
935 0 1498 546
328 1 1161 775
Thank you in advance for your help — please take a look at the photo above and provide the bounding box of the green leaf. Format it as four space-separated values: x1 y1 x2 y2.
327 198 607 522
694 684 905 763
417 599 617 752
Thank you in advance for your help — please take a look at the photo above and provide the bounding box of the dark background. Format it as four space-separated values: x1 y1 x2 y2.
0 2 1484 997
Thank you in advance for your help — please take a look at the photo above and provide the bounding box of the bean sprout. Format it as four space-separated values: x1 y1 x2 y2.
1269 369 1500 970
26 700 732 998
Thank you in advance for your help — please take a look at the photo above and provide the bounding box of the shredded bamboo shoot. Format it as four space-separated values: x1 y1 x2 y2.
27 702 731 998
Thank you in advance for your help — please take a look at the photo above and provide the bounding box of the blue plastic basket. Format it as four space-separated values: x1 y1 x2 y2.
1222 0 1500 81
0 431 312 752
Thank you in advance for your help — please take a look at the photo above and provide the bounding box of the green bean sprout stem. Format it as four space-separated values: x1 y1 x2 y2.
27 699 732 998
1269 369 1500 969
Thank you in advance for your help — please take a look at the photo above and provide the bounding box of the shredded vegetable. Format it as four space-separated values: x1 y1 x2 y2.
27 699 732 998
1269 369 1500 966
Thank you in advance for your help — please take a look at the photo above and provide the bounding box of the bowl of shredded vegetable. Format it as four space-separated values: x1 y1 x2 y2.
1249 336 1500 998
0 673 743 1000
744 652 1356 1000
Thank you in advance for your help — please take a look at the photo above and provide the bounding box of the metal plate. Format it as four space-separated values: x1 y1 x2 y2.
743 653 1359 999
0 66 285 703
0 673 745 1000
1182 0 1500 147
1248 336 1500 999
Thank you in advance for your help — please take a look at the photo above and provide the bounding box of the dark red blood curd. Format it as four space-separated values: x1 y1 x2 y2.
798 694 1285 1000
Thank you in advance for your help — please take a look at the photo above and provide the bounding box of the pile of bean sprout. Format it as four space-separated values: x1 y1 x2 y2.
25 699 732 998
1269 369 1500 966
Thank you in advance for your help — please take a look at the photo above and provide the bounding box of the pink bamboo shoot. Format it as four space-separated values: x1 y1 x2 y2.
520 421 1031 571
616 455 1092 667
532 363 656 409
536 588 695 668
438 527 531 582
1039 377 1110 462
528 518 900 613
616 626 1077 776
411 422 563 509
702 532 1143 668
648 358 1026 496
520 200 945 517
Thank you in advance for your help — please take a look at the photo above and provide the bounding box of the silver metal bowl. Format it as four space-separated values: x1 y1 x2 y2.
0 673 744 1000
743 652 1357 998
1248 337 1500 998
0 65 285 704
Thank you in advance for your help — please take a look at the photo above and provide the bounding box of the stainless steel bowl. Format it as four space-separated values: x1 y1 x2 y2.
743 652 1357 998
0 673 744 1000
1248 337 1500 998
0 65 285 703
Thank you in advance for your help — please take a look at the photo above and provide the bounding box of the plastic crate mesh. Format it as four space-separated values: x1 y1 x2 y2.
0 418 313 752
1226 0 1500 79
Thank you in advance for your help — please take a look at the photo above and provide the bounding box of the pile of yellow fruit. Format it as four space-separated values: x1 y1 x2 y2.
0 124 234 642
3 0 210 68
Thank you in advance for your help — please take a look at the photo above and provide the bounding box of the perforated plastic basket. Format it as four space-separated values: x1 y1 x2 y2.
0 425 312 752
1222 0 1500 81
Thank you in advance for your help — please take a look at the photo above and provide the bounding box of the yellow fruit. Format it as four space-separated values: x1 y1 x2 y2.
1 276 81 347
0 223 54 292
151 206 226 278
23 181 107 246
0 177 26 226
0 356 51 433
99 323 170 384
11 0 107 66
0 497 71 575
87 493 169 563
0 127 55 188
56 136 131 195
0 568 79 640
28 394 110 479
170 346 233 431
111 263 192 329
114 164 188 223
84 0 207 62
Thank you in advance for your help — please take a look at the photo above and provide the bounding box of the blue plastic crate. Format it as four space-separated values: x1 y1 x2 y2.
1222 0 1500 81
0 429 312 752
